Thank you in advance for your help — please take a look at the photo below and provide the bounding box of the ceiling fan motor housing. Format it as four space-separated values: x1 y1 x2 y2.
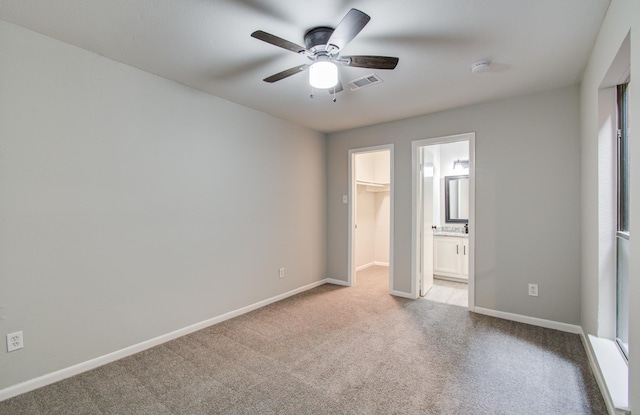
304 27 335 53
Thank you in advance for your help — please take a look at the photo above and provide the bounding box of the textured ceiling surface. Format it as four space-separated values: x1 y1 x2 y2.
0 0 610 132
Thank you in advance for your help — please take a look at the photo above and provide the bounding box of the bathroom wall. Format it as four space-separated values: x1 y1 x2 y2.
438 141 470 230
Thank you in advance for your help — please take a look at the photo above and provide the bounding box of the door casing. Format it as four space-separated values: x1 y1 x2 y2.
411 133 476 309
347 144 394 291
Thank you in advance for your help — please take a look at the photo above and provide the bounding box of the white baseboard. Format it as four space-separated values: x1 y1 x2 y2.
355 262 389 272
355 262 373 272
473 307 582 334
325 278 350 286
390 290 416 299
0 278 328 402
434 274 468 283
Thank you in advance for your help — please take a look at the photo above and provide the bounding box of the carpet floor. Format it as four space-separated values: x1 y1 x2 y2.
0 266 607 414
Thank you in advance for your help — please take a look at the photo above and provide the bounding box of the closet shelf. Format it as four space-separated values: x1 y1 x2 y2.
356 180 390 192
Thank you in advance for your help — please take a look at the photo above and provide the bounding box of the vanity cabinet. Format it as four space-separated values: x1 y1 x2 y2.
461 238 468 277
434 236 468 280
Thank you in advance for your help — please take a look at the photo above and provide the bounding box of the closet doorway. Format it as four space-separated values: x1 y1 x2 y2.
348 145 394 291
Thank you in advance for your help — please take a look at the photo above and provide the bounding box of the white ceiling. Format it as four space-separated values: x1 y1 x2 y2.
0 0 610 133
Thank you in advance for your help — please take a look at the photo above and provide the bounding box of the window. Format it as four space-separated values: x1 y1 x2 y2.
616 82 629 359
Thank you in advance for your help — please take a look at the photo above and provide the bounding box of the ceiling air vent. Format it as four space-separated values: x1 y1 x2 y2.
348 73 383 91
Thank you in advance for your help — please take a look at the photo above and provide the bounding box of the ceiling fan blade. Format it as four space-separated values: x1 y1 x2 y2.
326 9 370 52
251 30 307 54
263 64 309 83
343 55 399 69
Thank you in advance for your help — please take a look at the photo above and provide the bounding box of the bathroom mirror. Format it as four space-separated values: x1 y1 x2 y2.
445 175 469 223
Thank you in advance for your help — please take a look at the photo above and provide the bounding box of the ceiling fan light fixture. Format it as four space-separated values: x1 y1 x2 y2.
309 61 338 89
453 159 470 169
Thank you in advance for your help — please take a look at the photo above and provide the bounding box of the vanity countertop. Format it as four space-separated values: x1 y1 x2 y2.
433 231 469 238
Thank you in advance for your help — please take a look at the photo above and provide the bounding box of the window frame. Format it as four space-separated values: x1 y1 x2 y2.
615 81 630 360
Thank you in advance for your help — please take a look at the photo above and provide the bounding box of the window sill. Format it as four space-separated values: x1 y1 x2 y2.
588 335 629 414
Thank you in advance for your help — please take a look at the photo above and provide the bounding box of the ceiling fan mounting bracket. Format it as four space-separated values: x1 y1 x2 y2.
310 53 331 63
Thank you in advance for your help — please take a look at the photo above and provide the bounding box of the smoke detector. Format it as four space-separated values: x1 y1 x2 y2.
471 60 491 73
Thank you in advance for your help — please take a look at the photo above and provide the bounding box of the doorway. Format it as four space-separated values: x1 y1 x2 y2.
412 133 475 309
348 145 393 292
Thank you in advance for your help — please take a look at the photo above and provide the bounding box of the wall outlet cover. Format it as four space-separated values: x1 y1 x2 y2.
7 331 23 352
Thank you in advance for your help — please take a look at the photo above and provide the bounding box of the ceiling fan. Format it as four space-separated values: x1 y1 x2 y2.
251 8 399 97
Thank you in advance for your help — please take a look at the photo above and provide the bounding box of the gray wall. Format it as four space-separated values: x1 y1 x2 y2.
327 85 582 324
0 21 326 389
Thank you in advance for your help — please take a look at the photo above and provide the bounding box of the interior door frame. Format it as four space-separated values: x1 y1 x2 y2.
411 133 476 310
418 148 434 297
347 144 394 292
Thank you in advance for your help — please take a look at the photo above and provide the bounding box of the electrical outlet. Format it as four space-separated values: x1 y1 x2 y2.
7 331 23 352
528 284 539 297
342 195 348 204
279 267 285 279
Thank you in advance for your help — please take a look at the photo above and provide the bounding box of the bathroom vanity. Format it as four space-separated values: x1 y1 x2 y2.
433 233 468 281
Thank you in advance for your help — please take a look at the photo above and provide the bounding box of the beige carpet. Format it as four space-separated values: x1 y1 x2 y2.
0 266 606 414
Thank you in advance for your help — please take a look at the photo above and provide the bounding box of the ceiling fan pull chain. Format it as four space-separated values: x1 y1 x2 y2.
333 87 337 102
310 85 315 99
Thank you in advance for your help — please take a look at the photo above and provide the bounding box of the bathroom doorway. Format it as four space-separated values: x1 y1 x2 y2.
348 145 393 292
412 134 475 309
